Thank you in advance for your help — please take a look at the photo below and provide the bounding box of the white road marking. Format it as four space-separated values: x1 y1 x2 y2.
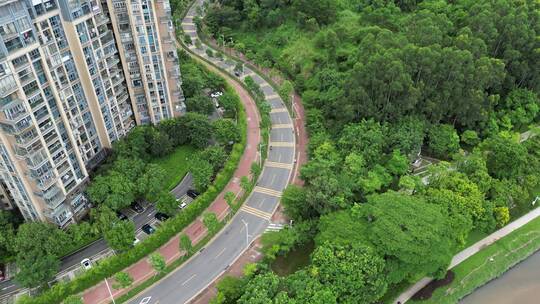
257 197 266 208
2 285 14 291
140 297 151 304
182 274 197 286
214 247 226 259
270 173 276 185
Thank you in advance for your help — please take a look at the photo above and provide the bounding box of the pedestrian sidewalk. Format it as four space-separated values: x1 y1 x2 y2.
82 46 261 304
395 206 540 303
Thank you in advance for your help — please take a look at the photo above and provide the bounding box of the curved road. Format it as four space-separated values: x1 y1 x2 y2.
128 2 297 304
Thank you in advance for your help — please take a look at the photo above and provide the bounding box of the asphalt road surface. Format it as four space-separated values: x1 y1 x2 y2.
127 2 296 304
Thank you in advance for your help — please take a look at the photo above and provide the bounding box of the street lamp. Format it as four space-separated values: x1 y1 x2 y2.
241 219 249 248
104 277 116 304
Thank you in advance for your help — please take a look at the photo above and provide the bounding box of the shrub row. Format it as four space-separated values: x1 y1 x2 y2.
20 81 248 304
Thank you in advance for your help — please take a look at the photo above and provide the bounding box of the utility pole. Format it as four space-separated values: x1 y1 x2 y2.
104 277 116 304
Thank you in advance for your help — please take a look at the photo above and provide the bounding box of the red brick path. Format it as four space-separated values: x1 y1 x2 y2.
82 53 261 304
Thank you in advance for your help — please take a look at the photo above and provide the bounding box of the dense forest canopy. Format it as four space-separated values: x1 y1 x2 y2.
205 0 538 136
195 0 540 303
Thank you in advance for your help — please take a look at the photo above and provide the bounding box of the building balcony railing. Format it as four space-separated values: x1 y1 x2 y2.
36 173 57 191
0 75 18 98
26 148 49 169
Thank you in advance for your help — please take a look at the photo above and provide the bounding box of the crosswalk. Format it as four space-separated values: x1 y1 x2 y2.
265 223 285 232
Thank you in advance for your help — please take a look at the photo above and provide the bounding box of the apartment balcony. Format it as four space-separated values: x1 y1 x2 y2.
100 33 115 47
111 74 124 87
0 75 18 98
106 56 120 69
25 148 49 169
117 92 129 103
44 204 72 227
36 172 57 191
95 14 108 25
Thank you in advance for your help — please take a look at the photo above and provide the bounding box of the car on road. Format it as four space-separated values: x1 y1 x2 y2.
187 189 199 199
116 211 128 221
141 224 156 235
80 258 92 270
155 212 169 221
130 201 144 213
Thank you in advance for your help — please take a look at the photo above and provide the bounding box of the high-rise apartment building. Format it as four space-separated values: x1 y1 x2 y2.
0 0 184 227
105 0 184 124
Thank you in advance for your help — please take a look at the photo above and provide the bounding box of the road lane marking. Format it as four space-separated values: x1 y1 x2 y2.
257 197 266 208
140 297 151 304
214 247 226 259
253 186 282 197
266 94 280 100
181 22 195 26
2 285 14 290
269 141 294 147
240 205 272 220
260 82 271 88
271 123 293 129
270 108 288 113
182 274 197 286
265 161 293 169
183 29 196 33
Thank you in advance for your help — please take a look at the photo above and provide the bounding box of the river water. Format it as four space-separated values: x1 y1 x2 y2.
460 250 540 304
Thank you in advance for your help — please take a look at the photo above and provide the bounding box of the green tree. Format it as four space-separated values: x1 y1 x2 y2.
482 135 528 180
179 234 193 255
15 249 59 288
360 192 457 284
156 191 178 216
113 272 133 290
148 253 166 274
212 276 245 304
224 191 236 210
237 272 280 304
386 150 409 176
87 172 135 210
250 162 261 177
461 130 480 146
185 112 213 148
281 185 312 220
427 124 460 159
240 176 251 193
136 164 167 202
186 94 214 115
310 243 387 304
104 220 135 252
203 212 220 234
213 119 240 146
190 157 213 192
199 146 227 172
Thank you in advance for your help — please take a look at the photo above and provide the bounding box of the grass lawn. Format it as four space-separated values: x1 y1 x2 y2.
410 214 540 304
150 145 199 190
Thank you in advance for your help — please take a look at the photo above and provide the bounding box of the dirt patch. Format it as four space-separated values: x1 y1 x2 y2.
412 271 455 300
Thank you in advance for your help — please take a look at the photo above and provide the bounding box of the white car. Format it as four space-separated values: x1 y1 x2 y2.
133 238 140 246
80 258 92 270
210 91 223 98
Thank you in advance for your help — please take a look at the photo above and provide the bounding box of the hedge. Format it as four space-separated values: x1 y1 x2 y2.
19 75 248 304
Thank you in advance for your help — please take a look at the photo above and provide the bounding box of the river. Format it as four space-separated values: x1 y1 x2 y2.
460 250 540 304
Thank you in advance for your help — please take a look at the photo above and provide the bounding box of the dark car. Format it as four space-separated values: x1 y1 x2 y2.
130 202 144 213
154 212 169 221
116 211 128 221
186 189 199 199
141 224 155 235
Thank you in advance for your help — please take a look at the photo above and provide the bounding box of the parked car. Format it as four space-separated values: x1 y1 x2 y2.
155 212 169 221
234 70 241 77
130 201 144 213
116 211 128 221
141 224 155 235
186 189 199 199
133 238 140 246
179 201 187 209
210 91 223 98
80 258 92 270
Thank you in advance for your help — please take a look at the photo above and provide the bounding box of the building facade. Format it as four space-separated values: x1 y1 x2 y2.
0 0 183 226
